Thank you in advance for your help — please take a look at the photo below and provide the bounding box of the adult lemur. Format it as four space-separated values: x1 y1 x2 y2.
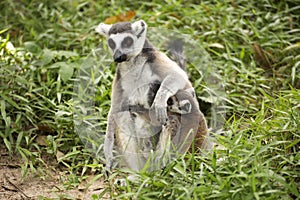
95 20 207 173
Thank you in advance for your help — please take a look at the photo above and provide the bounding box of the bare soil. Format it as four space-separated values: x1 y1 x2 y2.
0 144 108 200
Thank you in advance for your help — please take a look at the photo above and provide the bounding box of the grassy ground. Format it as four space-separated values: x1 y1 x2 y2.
0 0 299 199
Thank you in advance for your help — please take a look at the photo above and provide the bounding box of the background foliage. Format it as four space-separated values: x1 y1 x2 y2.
0 0 299 199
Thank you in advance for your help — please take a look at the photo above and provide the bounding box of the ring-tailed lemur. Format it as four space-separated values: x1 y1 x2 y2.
95 20 207 173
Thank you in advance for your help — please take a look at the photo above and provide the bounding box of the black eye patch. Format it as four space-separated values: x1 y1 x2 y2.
107 38 116 50
121 36 133 48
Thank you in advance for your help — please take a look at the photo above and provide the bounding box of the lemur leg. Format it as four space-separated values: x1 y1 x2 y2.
117 131 146 171
154 115 181 169
114 111 147 171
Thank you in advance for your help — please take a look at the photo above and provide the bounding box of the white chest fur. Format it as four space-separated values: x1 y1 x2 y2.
118 59 160 108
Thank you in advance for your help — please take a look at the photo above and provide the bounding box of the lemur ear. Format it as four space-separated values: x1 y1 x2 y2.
131 20 147 38
95 23 112 37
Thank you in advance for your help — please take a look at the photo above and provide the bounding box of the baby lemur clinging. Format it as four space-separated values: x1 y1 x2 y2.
95 20 207 172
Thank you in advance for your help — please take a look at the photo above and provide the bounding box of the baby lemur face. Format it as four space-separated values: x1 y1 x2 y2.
95 20 147 63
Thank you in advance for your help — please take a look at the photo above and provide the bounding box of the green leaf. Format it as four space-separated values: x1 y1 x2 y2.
3 138 12 153
0 27 9 35
24 41 41 54
1 100 6 123
0 93 20 109
57 62 74 83
56 50 78 59
41 49 55 65
16 131 24 149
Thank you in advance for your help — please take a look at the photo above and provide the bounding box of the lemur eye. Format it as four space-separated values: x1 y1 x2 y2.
121 36 133 48
107 38 116 50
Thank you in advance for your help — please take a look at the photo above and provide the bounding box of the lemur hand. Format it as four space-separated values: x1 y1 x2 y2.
151 101 167 124
103 157 113 178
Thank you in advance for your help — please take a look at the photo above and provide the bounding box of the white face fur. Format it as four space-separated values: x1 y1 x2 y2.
95 20 147 63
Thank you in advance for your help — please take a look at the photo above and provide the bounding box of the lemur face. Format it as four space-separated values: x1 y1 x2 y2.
95 20 147 63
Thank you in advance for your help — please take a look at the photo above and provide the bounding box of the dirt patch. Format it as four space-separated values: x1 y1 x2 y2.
0 144 108 200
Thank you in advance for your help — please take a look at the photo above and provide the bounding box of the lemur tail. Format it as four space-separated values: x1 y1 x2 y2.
167 39 187 71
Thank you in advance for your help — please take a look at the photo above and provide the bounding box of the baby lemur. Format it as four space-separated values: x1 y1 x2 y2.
95 20 207 172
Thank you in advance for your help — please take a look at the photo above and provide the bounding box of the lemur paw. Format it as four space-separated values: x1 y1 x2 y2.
114 175 138 187
114 178 127 187
104 164 112 179
151 103 167 124
165 115 180 137
104 158 114 178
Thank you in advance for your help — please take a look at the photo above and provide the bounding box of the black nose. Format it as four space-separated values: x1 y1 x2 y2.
114 50 127 63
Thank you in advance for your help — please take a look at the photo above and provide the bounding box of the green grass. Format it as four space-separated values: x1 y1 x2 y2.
1 0 299 199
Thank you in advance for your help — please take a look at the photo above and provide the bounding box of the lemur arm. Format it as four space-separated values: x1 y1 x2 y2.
152 73 187 123
104 111 116 173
